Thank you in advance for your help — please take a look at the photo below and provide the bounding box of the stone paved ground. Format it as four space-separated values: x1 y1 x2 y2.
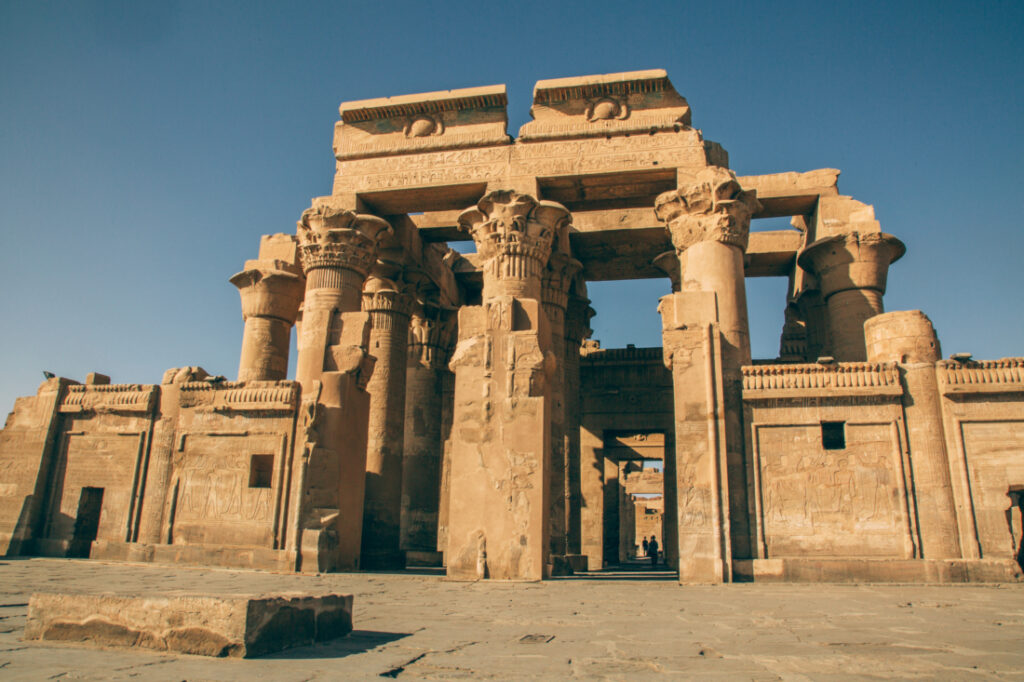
0 558 1022 680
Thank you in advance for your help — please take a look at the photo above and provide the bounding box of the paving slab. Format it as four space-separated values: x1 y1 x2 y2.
0 558 1022 679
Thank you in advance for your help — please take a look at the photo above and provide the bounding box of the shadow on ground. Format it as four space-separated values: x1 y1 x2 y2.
264 630 411 659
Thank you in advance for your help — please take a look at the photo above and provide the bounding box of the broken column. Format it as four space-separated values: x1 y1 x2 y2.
400 300 455 565
654 166 760 582
293 199 390 572
360 276 413 569
446 190 568 580
865 310 962 559
798 198 905 361
541 251 583 574
230 235 304 382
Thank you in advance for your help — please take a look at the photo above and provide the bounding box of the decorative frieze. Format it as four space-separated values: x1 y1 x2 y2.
177 381 300 412
742 362 901 393
60 384 158 414
937 358 1024 393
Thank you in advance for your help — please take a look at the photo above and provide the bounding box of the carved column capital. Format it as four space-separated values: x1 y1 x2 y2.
542 252 583 312
458 190 571 300
230 266 304 324
361 276 414 317
654 167 761 252
408 303 457 370
565 294 595 346
797 231 906 299
652 250 681 292
296 200 392 277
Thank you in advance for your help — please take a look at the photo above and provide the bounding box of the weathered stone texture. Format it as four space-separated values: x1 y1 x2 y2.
24 591 352 657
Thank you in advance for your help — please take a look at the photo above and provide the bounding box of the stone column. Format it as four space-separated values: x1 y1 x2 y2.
400 301 455 565
654 166 760 582
541 252 582 574
865 310 961 559
798 232 905 362
292 199 391 572
360 276 413 569
564 291 593 561
445 190 568 581
230 263 303 382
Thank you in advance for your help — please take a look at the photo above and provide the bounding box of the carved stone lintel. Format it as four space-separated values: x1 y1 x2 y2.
654 167 761 252
458 190 571 299
296 199 392 276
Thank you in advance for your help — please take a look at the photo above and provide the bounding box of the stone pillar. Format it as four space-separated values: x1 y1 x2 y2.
798 232 905 362
564 291 593 561
359 277 413 569
445 190 568 581
865 310 961 559
654 166 760 582
541 252 582 574
778 304 808 363
230 262 303 382
292 199 390 572
400 302 455 565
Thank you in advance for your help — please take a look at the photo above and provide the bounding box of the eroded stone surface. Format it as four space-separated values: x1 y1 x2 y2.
24 591 352 658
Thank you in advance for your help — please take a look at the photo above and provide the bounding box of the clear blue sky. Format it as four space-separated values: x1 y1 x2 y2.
1 1 1022 414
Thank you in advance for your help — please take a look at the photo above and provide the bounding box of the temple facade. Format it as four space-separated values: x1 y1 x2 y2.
1 70 1022 583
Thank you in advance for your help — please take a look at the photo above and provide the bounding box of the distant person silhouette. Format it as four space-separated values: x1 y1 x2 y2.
642 537 649 558
648 535 659 567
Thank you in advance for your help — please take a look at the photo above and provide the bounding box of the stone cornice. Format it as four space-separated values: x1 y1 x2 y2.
60 384 158 414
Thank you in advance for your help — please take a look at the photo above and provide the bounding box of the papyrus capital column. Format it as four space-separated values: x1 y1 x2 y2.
294 200 391 386
655 166 760 367
401 300 457 563
458 190 570 301
541 252 583 573
654 167 760 582
798 231 905 361
230 264 304 382
360 275 414 569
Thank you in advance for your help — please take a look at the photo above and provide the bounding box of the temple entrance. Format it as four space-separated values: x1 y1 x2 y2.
68 487 103 558
601 431 669 568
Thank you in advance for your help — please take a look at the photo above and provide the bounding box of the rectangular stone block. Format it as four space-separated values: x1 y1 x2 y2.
24 592 353 658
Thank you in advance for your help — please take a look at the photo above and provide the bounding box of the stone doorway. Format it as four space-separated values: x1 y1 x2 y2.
601 431 668 567
68 487 103 558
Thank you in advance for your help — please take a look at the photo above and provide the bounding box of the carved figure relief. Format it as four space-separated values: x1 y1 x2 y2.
403 114 444 138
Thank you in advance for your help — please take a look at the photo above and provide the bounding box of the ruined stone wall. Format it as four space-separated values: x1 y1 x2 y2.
741 363 914 559
0 377 302 571
937 359 1024 565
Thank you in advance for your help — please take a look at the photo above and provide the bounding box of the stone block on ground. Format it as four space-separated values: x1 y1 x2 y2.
23 591 353 658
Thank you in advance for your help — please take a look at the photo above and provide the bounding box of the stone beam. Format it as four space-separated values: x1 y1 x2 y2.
449 230 802 284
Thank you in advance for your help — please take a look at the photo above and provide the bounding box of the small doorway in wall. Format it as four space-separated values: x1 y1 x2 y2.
1008 488 1024 571
68 487 103 558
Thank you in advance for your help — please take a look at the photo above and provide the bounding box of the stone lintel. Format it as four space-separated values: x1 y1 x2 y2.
448 229 801 283
334 85 509 161
25 592 353 658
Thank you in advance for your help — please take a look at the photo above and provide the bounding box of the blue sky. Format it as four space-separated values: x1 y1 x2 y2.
1 1 1022 413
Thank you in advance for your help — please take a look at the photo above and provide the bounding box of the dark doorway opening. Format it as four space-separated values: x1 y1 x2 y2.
1008 488 1024 571
68 487 103 558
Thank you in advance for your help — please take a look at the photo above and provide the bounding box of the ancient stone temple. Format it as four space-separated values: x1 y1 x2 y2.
1 70 1022 583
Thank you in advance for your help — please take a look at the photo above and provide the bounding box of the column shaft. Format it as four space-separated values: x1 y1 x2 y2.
238 316 292 382
360 289 411 569
826 288 884 362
